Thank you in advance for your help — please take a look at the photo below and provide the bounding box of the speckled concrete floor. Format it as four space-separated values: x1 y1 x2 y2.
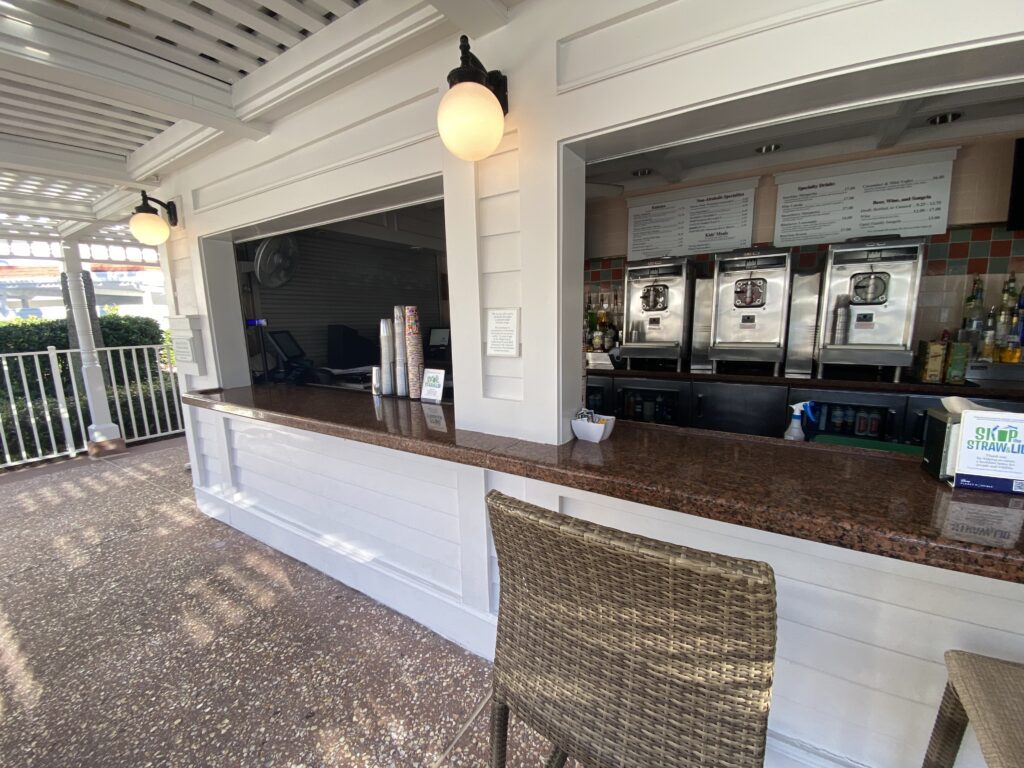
0 439 559 768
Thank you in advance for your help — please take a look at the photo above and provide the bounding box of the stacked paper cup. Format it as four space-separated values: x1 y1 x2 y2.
379 318 395 396
393 305 409 397
404 305 424 399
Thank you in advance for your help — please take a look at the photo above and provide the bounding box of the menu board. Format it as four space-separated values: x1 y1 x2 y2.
627 179 755 261
774 154 954 247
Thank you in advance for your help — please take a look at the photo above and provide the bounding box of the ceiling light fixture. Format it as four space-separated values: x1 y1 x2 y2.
632 168 654 177
436 35 508 162
129 192 177 246
927 112 962 126
755 143 782 154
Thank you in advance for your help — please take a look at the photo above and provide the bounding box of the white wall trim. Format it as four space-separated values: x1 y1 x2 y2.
191 91 440 214
555 0 882 93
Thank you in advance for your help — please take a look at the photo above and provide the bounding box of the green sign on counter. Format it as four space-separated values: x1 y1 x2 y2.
954 410 1024 494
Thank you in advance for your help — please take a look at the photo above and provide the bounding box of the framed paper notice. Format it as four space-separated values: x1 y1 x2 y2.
420 368 445 403
486 308 520 357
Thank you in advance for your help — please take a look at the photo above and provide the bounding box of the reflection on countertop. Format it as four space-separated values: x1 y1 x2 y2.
184 384 1024 583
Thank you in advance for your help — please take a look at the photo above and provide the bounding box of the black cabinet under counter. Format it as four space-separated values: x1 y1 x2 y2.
588 371 1024 447
692 382 788 437
614 378 690 427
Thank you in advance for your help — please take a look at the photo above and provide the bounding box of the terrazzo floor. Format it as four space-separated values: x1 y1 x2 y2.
0 439 560 767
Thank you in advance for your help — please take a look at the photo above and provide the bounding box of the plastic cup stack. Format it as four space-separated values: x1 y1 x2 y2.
393 305 409 397
404 305 424 399
379 318 395 396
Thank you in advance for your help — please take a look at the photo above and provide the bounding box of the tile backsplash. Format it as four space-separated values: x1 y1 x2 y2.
584 224 1024 345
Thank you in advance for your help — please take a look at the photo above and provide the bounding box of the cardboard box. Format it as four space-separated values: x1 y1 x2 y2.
913 340 946 384
954 410 1024 494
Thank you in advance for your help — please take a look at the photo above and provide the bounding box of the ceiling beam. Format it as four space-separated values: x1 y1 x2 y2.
0 195 97 222
0 13 268 140
233 0 451 121
0 136 152 188
429 0 508 37
875 99 925 149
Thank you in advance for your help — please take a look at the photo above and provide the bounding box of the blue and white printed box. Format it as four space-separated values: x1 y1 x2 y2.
954 410 1024 495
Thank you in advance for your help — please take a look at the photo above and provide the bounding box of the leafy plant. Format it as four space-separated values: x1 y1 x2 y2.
0 315 163 354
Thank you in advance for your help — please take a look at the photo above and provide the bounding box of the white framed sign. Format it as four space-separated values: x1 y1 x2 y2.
626 177 756 260
773 148 956 247
954 410 1024 494
420 368 446 403
486 308 520 357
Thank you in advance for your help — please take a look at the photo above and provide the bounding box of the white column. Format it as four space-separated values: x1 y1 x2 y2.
61 240 125 451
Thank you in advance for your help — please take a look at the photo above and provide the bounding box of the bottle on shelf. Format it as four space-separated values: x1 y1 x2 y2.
980 306 997 362
996 306 1012 351
1001 272 1018 310
1003 310 1022 364
960 276 985 355
596 293 608 329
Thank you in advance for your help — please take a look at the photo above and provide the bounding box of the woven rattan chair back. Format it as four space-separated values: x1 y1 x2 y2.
486 490 777 768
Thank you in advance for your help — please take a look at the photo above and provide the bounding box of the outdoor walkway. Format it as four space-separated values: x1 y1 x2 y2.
0 439 556 767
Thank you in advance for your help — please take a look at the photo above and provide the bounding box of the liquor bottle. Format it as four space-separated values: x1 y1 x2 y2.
979 306 997 362
996 306 1012 348
1001 272 1018 310
586 293 596 331
596 293 608 329
1004 310 1022 364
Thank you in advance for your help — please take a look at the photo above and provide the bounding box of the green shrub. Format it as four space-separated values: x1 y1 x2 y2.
1 382 182 462
0 315 163 354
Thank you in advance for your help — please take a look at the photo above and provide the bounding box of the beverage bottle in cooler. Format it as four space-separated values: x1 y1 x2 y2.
842 406 855 434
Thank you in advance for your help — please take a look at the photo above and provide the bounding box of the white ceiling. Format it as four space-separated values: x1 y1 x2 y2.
0 0 514 247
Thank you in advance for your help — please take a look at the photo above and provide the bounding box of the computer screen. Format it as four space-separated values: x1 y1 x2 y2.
267 330 304 361
428 328 450 347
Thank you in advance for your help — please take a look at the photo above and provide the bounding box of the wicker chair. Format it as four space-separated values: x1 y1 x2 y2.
485 490 777 768
922 650 1024 768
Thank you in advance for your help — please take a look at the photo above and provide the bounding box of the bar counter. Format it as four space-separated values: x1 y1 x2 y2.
184 384 1024 583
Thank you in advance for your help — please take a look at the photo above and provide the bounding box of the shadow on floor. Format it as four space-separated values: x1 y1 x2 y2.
0 439 561 767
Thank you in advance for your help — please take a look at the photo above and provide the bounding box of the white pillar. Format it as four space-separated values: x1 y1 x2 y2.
61 240 125 454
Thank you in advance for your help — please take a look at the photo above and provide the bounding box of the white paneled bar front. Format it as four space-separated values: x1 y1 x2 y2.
187 405 1018 768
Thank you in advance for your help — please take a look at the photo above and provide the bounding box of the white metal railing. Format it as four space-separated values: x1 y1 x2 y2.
0 344 183 469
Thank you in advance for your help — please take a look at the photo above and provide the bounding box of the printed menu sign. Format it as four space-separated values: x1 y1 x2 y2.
627 180 755 261
774 155 953 247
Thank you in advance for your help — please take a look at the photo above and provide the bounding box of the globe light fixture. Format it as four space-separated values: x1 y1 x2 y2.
129 192 178 246
437 35 508 162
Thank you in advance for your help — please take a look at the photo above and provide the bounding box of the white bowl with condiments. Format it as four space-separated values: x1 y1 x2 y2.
571 414 616 442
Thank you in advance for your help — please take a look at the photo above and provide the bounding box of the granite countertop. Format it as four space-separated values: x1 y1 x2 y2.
587 368 1024 400
184 384 1024 584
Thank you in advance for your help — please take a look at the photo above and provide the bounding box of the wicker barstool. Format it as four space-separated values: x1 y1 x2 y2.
485 490 778 768
922 650 1024 768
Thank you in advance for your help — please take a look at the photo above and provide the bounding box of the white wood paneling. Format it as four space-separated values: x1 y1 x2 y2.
188 407 1024 766
555 0 879 92
479 232 521 274
477 192 521 237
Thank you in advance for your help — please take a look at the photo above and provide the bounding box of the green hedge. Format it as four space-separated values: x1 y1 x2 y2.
1 383 182 462
0 315 163 354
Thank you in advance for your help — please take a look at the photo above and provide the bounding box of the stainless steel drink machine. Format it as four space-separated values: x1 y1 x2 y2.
620 256 696 371
709 249 792 375
815 238 924 381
